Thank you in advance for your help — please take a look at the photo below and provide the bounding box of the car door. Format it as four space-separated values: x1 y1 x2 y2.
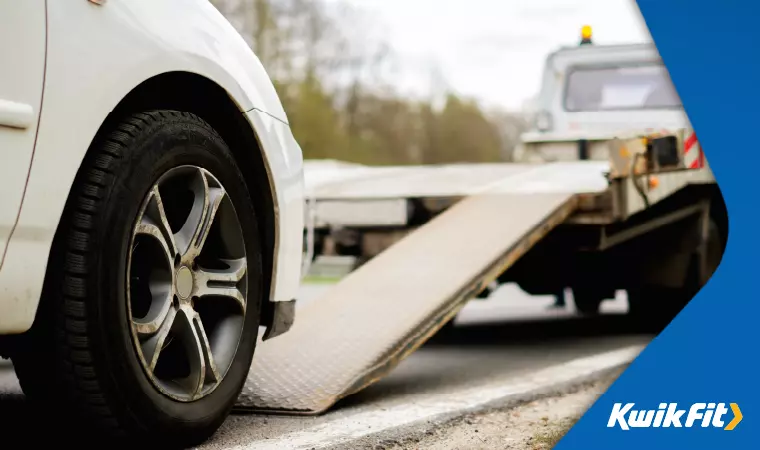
0 0 47 260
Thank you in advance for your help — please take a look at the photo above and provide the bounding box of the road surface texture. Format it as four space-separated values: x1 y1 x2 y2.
0 280 652 448
366 370 622 450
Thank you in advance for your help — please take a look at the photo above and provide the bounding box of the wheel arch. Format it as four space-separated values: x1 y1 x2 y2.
85 71 278 324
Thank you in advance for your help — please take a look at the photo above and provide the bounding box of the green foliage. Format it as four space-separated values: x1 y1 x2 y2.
281 76 349 160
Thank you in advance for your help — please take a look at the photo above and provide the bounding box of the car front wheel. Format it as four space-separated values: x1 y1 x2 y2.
12 110 263 446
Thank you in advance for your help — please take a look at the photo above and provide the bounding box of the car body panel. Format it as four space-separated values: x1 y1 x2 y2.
245 110 305 303
0 0 46 268
0 0 304 333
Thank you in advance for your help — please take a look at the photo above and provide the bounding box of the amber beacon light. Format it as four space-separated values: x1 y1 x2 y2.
580 25 593 45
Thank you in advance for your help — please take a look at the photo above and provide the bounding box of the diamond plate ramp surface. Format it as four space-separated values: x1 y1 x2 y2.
235 193 578 414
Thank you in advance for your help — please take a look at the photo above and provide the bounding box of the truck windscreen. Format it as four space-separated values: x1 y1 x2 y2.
563 63 682 112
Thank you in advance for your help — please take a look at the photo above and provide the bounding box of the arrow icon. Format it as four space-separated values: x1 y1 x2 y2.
725 403 742 430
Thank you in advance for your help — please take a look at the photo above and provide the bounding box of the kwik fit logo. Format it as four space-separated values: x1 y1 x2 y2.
608 403 742 431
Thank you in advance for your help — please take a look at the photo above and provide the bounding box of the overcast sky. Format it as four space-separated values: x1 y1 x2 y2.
340 0 653 111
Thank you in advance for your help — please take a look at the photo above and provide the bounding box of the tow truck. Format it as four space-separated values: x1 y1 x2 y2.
0 7 726 442
516 25 698 165
234 131 723 415
229 28 725 415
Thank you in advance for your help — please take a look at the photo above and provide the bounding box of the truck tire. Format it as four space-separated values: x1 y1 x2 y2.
572 285 617 316
12 111 263 447
627 218 722 331
571 287 608 316
626 286 687 332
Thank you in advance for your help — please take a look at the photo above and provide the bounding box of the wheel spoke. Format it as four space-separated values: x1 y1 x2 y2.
175 305 220 399
139 306 177 372
132 285 173 336
135 187 177 260
195 257 247 313
193 314 221 387
176 169 225 259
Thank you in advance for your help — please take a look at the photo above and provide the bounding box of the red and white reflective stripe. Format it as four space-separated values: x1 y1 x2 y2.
683 130 704 169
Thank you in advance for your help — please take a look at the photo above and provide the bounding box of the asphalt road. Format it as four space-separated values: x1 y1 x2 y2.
0 282 652 448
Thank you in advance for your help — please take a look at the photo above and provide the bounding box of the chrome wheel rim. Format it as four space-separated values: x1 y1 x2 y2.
127 166 248 402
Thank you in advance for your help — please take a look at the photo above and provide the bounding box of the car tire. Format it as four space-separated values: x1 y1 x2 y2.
12 110 263 447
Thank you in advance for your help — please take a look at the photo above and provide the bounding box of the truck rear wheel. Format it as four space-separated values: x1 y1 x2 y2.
571 287 612 316
626 286 688 332
627 217 722 331
12 111 263 446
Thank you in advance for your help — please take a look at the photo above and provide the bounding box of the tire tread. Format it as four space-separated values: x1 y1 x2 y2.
14 110 223 442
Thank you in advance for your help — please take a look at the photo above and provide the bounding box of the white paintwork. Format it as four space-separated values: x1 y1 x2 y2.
226 345 643 450
314 199 409 227
0 99 36 130
515 139 612 163
0 0 46 270
306 161 610 200
522 43 691 150
301 158 715 229
302 160 610 231
303 159 369 193
622 166 716 219
244 109 304 304
0 1 304 333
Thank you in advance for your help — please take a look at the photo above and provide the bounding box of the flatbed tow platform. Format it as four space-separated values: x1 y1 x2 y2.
235 132 721 414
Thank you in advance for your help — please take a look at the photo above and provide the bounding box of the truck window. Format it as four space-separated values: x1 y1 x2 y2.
563 63 682 112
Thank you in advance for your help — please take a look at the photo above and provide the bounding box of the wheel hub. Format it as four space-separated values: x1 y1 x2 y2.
127 166 249 402
175 266 194 300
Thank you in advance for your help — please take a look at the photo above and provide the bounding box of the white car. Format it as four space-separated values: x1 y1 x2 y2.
0 0 304 445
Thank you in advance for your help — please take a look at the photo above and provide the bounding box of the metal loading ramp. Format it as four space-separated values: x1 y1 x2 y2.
235 192 579 414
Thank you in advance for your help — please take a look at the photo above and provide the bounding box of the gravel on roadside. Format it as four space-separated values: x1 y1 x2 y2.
367 369 622 450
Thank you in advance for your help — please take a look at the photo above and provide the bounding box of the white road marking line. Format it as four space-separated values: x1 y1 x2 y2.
226 345 644 450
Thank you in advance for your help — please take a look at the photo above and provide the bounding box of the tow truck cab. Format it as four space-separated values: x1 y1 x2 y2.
517 27 690 163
